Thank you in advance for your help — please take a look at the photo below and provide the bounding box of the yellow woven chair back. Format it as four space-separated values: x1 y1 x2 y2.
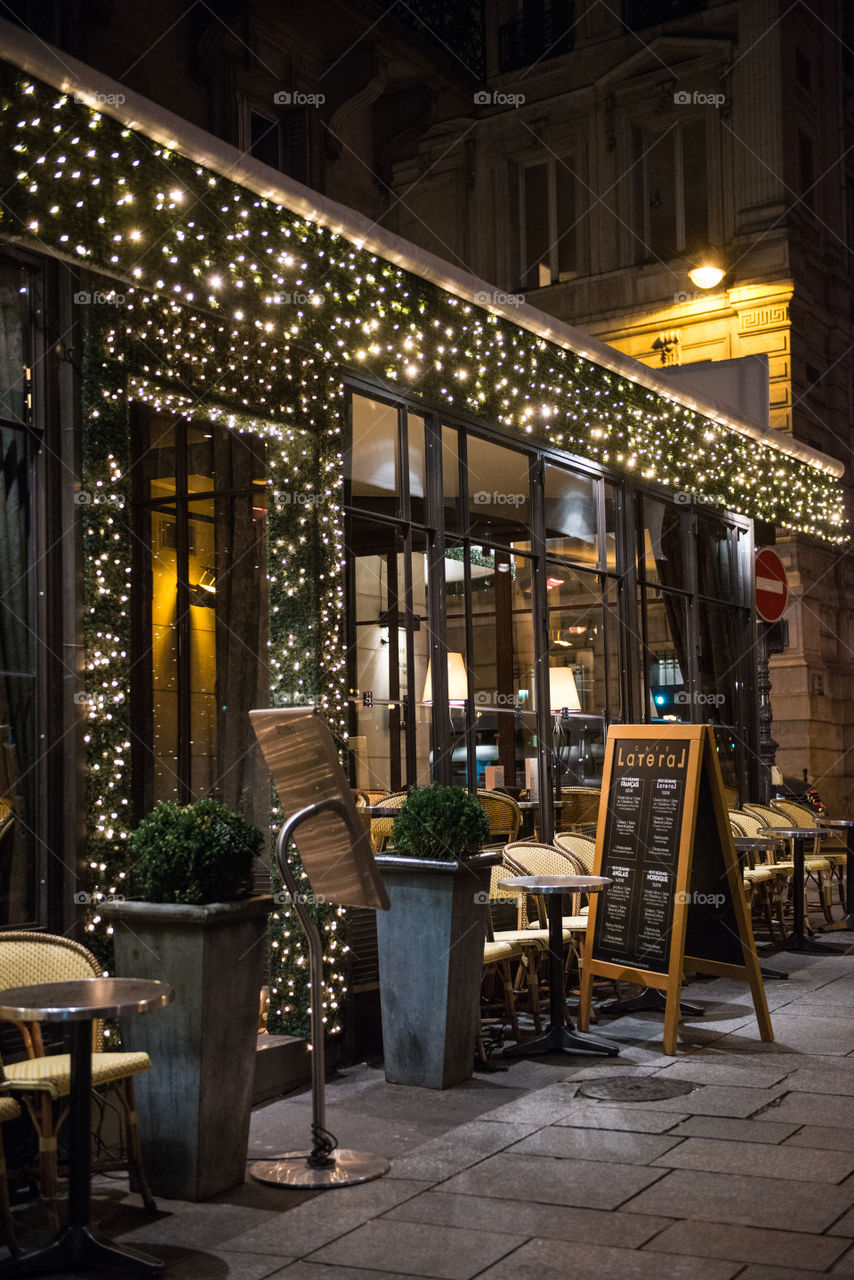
369 791 408 851
0 932 105 1050
553 832 596 874
477 790 522 844
488 860 535 929
359 789 392 806
771 799 821 826
555 787 601 831
743 802 789 828
728 810 750 836
733 809 768 837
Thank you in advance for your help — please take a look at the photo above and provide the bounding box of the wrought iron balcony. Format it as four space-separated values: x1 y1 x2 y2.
498 4 574 73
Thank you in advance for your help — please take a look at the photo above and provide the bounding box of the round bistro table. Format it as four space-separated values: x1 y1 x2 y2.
822 818 854 932
0 977 172 1279
759 826 848 955
498 874 619 1057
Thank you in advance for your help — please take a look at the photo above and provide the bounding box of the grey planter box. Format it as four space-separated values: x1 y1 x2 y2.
102 894 272 1200
375 852 498 1089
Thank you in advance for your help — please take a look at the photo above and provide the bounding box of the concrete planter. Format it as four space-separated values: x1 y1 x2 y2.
102 894 272 1200
374 852 499 1089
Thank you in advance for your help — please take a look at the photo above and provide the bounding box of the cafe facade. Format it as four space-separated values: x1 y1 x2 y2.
0 25 846 1034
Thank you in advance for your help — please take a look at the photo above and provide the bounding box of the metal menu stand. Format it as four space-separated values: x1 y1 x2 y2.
249 707 391 1188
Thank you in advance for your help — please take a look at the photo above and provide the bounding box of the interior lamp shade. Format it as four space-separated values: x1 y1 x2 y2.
422 652 468 704
549 666 581 714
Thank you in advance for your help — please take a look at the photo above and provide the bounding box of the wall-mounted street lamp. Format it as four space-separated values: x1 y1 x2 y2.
688 259 725 290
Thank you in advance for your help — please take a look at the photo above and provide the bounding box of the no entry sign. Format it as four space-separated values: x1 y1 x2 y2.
755 548 788 623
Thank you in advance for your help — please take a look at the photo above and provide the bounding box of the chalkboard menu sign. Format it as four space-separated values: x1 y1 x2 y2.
578 725 772 1055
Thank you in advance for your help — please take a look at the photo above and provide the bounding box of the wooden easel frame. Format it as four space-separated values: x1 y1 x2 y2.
577 724 772 1054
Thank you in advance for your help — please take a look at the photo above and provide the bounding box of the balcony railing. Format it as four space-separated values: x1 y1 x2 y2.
498 4 573 73
624 0 706 30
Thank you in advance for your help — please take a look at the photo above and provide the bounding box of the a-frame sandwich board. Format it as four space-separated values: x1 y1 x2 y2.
577 724 772 1055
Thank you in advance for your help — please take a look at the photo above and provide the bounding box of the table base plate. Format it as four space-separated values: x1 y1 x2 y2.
504 1023 619 1058
597 988 704 1018
0 1225 163 1278
771 932 850 955
250 1149 390 1189
822 914 854 932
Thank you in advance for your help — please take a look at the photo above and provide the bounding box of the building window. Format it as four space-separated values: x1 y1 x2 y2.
238 99 317 186
636 118 708 260
520 155 579 288
131 410 269 822
498 1 573 73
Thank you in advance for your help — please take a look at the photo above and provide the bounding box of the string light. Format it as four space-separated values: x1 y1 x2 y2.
1 63 846 1036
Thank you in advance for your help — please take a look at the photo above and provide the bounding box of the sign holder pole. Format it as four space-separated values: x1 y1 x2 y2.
251 799 390 1189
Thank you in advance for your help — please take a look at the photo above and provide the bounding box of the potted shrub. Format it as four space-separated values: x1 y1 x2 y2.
375 785 497 1089
102 798 271 1200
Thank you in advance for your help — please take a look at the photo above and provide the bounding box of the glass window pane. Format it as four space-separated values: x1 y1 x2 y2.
638 497 687 590
682 119 708 253
645 128 676 257
604 483 618 571
642 586 689 721
697 600 747 727
466 435 530 545
523 161 550 287
697 514 733 601
346 394 399 515
442 426 463 534
0 264 28 425
555 159 577 278
544 465 598 566
407 413 426 524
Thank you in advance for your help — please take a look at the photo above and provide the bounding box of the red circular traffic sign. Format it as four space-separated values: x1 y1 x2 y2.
755 548 788 622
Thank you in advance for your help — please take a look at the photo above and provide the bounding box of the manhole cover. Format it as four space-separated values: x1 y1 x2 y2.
577 1077 698 1102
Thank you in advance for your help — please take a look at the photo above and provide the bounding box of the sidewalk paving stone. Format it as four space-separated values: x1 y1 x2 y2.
783 1125 854 1152
665 1115 800 1143
476 1236 741 1280
506 1126 683 1163
385 1119 544 1181
305 1219 525 1279
381 1190 671 1248
651 1135 854 1182
553 1104 688 1132
642 1218 849 1270
438 1151 667 1209
754 1092 854 1129
622 1168 854 1232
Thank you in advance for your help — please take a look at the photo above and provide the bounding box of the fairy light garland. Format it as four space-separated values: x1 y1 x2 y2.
0 64 848 1036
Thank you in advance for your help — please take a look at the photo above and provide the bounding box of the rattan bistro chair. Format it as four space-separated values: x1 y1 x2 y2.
477 790 522 847
771 798 847 909
367 791 408 853
743 802 835 923
0 932 155 1231
554 787 601 835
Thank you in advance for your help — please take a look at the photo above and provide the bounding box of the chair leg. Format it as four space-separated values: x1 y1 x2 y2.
0 1129 18 1256
118 1079 156 1213
497 959 521 1042
24 1095 59 1235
